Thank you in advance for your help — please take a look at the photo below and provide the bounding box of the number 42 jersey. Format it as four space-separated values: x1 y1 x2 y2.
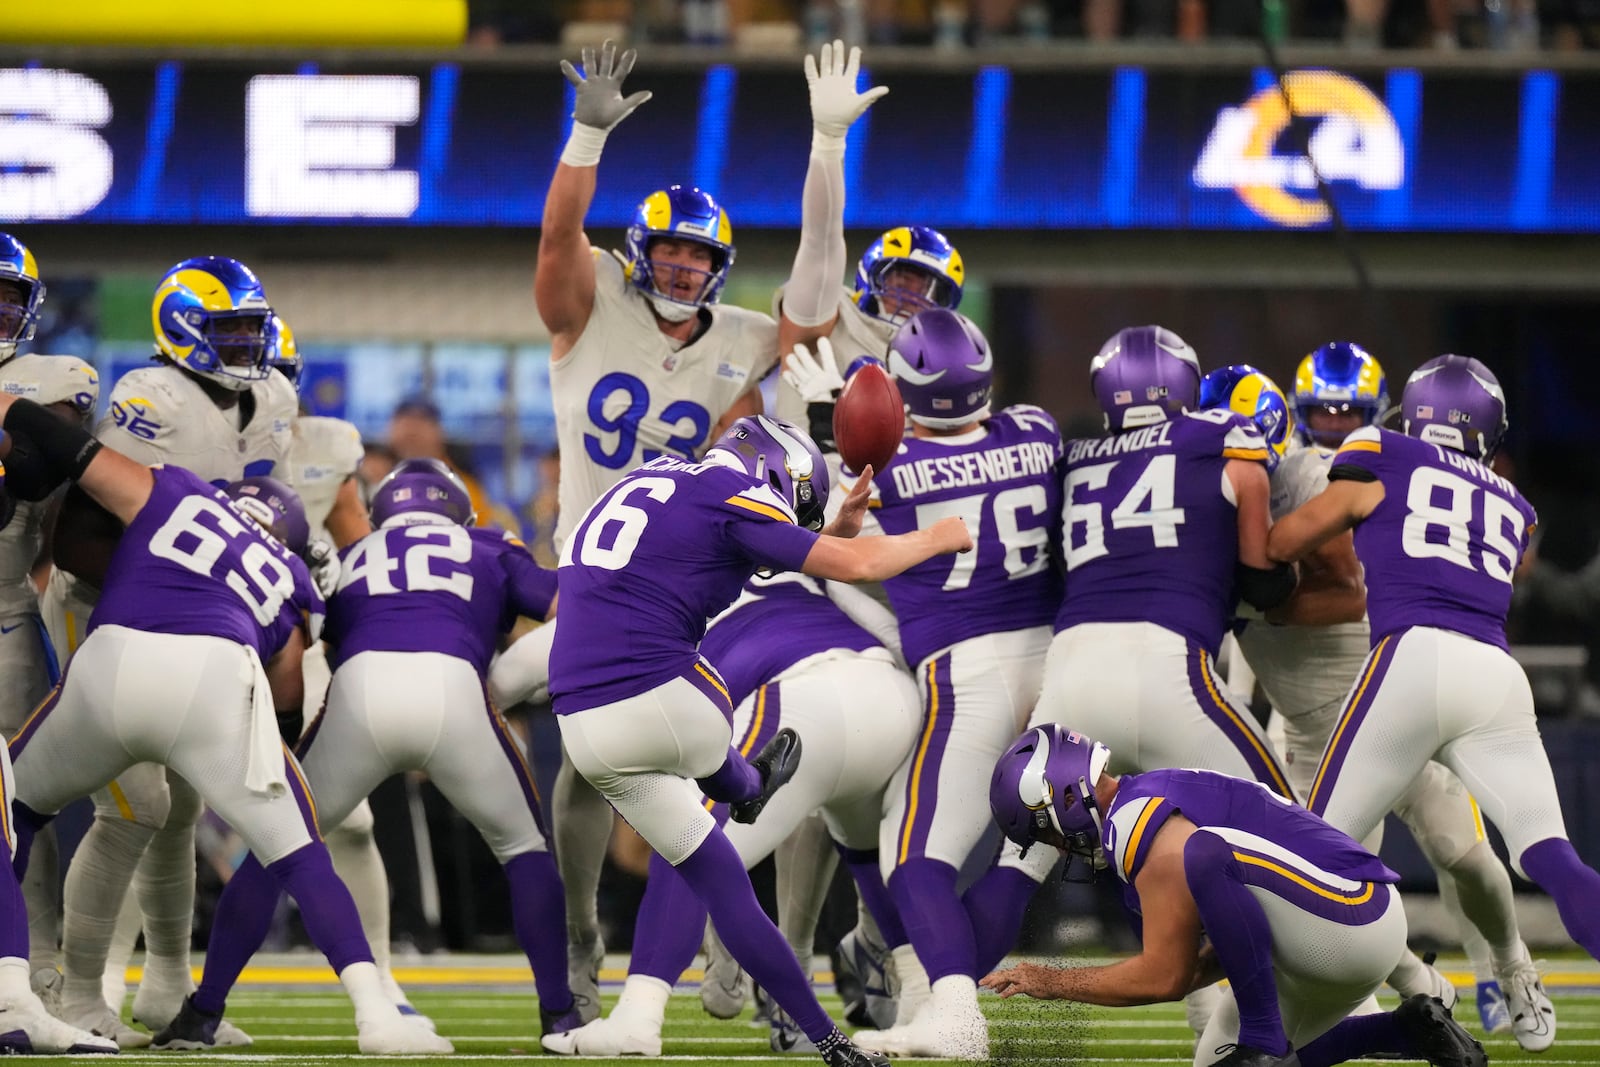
1331 426 1536 650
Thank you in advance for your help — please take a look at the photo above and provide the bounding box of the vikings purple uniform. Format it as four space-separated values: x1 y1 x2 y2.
551 455 819 717
326 526 556 676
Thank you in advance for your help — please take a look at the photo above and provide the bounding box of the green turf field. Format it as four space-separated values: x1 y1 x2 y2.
68 956 1600 1065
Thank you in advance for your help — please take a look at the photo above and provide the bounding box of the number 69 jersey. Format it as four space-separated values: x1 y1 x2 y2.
324 525 557 677
1330 426 1536 650
89 465 320 662
1055 409 1269 656
863 405 1064 670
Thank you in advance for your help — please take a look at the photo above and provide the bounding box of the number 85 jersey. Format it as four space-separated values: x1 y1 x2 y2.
864 406 1064 669
1331 426 1536 650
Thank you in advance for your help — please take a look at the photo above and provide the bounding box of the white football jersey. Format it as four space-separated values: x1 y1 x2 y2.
282 415 364 541
550 249 778 550
771 284 895 426
97 364 296 482
1235 439 1371 720
0 355 102 623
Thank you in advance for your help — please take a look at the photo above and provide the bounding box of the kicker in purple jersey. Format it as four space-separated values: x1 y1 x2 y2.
1107 771 1395 889
90 464 320 661
551 455 822 715
1332 426 1536 651
699 573 880 709
323 525 557 676
869 405 1064 668
1055 410 1270 655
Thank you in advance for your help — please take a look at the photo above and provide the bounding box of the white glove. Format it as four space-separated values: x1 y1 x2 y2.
305 540 341 600
782 338 846 406
806 40 889 150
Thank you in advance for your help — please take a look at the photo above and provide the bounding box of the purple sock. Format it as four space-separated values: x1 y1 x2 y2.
888 858 977 982
504 851 575 1012
1520 837 1600 959
628 851 709 985
676 829 840 1047
838 846 906 948
962 865 1041 975
0 855 28 959
1184 831 1287 1056
695 746 762 804
194 856 281 1015
269 843 374 976
1296 1010 1414 1067
8 802 47 881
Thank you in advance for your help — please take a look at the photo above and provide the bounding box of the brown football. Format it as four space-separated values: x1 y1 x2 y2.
833 362 905 476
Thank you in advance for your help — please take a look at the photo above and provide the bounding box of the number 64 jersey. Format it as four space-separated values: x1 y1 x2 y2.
1331 426 1536 649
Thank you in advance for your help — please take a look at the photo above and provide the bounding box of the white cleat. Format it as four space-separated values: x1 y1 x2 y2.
699 926 747 1020
30 967 63 1017
213 1018 255 1047
854 1004 989 1061
540 1013 663 1057
63 1000 152 1049
0 995 119 1054
1501 960 1556 1053
356 1015 454 1054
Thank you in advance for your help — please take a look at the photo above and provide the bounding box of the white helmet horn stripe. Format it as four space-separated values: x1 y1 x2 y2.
886 348 946 386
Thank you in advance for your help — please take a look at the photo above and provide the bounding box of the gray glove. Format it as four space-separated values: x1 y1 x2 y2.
560 40 652 132
305 539 341 600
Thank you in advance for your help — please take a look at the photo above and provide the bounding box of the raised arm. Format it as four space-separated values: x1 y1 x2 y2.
0 395 152 525
537 41 652 358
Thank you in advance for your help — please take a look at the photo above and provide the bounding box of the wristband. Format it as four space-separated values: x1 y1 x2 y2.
560 123 611 167
811 130 848 159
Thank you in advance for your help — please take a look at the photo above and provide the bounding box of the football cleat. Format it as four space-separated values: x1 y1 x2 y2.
540 1013 662 1057
699 924 748 1019
1207 1043 1294 1067
150 995 220 1051
1500 960 1556 1052
566 931 604 1025
1475 980 1512 1034
64 999 152 1050
767 1003 816 1054
29 966 62 1016
0 995 119 1055
853 1000 989 1061
1395 993 1488 1067
540 999 585 1038
355 1015 454 1054
834 926 896 1029
818 1028 890 1067
730 729 802 825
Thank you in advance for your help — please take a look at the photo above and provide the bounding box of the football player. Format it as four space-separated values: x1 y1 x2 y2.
810 310 1062 1061
512 40 781 1016
541 412 968 1066
548 567 918 1056
39 256 295 1046
0 234 103 1004
1294 341 1388 450
984 725 1487 1067
165 460 575 1044
1204 359 1542 1044
0 395 448 1055
1270 354 1600 1051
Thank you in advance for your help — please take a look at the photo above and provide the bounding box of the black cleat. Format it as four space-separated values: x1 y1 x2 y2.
152 994 223 1051
1396 993 1489 1067
819 1036 890 1067
540 999 584 1038
1209 1043 1296 1067
730 728 802 825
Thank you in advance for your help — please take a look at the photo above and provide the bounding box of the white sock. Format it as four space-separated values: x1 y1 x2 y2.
326 819 398 992
132 822 197 989
1387 950 1438 999
0 957 31 1001
23 828 60 973
340 961 400 1025
930 973 978 1008
553 758 612 948
891 944 930 1026
612 975 671 1029
61 817 152 1009
1444 842 1525 977
774 815 837 973
1184 983 1222 1036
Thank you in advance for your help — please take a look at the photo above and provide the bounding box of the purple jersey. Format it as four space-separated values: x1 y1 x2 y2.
90 465 319 661
324 525 557 676
869 406 1064 668
551 455 821 715
699 573 880 708
1332 426 1536 650
1055 410 1269 655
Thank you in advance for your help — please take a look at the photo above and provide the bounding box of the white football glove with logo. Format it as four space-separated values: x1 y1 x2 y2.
806 40 888 153
305 539 341 600
782 338 846 406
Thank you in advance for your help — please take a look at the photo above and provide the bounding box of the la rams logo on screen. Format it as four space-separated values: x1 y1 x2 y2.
1192 71 1404 228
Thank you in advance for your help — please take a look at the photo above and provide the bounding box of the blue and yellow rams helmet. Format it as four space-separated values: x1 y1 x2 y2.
1294 341 1388 447
151 256 274 392
267 314 302 387
1199 364 1294 472
0 233 46 363
623 186 735 309
854 226 964 326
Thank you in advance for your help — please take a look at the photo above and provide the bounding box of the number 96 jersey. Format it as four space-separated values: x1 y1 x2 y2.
864 405 1064 670
99 365 296 484
1331 426 1536 650
1055 410 1269 656
550 250 779 552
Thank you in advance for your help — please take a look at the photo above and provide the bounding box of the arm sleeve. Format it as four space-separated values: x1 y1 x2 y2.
824 579 904 664
781 150 849 329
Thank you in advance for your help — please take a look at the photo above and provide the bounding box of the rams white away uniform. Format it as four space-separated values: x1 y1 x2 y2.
282 415 363 542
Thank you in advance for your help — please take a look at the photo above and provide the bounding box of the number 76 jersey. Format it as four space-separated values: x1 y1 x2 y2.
864 406 1065 669
1331 426 1536 650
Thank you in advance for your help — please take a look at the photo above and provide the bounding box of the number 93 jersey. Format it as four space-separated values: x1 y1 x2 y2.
550 250 779 552
1331 426 1536 650
90 466 320 662
864 405 1064 669
325 525 557 677
1056 409 1270 656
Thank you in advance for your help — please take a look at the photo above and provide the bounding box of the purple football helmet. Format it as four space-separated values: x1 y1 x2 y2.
1401 354 1508 462
886 309 993 430
224 476 310 556
1090 325 1202 433
369 458 476 529
705 415 829 531
990 724 1112 868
